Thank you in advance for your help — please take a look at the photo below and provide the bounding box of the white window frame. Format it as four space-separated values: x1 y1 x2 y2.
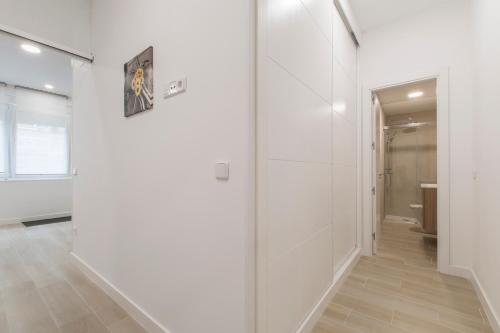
0 88 72 181
0 104 9 179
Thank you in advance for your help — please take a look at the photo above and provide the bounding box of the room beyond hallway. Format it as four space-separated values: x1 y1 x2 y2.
312 222 493 333
0 222 146 333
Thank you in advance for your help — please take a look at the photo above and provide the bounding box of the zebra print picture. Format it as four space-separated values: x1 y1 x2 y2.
124 46 154 117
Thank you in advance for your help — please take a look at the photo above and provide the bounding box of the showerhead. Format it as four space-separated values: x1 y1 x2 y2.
384 122 428 131
402 127 417 134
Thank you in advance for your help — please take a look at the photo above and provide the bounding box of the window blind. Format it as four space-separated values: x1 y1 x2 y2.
14 87 70 176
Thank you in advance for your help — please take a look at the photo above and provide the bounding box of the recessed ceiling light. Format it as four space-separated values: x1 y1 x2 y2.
408 91 424 98
21 43 41 54
44 84 54 90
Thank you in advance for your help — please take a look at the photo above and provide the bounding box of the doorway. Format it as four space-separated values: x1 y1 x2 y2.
363 72 451 275
373 79 438 261
0 29 77 289
0 31 74 228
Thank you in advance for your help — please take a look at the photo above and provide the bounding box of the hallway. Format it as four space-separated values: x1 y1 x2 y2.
1 0 500 332
0 222 145 333
313 222 493 333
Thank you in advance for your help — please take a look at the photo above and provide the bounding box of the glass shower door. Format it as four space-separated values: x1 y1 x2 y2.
384 128 419 221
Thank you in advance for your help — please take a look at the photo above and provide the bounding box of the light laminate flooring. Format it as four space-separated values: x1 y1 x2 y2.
313 222 494 333
0 222 147 333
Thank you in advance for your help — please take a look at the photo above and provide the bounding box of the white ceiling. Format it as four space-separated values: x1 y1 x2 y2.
0 32 73 96
349 0 453 31
376 79 436 116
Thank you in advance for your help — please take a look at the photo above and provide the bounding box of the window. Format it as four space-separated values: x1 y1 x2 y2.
0 105 6 175
15 111 69 175
0 86 71 180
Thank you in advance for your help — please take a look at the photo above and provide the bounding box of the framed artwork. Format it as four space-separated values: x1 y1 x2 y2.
124 46 153 117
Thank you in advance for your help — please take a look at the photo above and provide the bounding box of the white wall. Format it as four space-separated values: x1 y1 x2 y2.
472 0 500 326
0 0 91 54
72 0 252 332
257 0 359 332
0 180 72 225
359 0 476 269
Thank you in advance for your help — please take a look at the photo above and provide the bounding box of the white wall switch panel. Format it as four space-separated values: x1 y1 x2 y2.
215 161 230 180
164 78 187 99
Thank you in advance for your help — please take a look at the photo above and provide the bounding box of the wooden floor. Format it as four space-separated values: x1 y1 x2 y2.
0 222 146 333
313 222 494 333
2 221 493 333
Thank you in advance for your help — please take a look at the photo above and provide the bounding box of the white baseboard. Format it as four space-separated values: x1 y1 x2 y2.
67 249 500 333
445 265 473 279
469 269 500 333
438 265 499 332
296 248 362 333
0 212 72 226
70 253 171 333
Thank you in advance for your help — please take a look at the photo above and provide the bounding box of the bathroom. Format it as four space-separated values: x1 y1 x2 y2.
373 79 438 258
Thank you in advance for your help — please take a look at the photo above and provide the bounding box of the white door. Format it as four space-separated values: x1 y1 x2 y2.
372 95 384 253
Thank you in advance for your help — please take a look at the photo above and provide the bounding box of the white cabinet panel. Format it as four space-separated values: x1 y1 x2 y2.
333 112 356 166
333 59 357 125
267 248 303 333
332 2 357 275
333 164 357 272
267 0 333 102
266 60 332 163
333 7 357 81
259 0 358 331
267 225 333 333
300 227 334 313
267 160 332 260
299 0 333 42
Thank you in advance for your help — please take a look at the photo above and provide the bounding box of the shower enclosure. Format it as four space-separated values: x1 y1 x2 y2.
383 113 437 223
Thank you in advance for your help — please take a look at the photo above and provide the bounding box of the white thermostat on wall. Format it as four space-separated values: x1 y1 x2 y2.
164 78 187 99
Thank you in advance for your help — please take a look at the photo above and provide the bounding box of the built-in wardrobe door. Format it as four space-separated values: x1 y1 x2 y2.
257 0 334 332
332 6 358 273
257 0 358 332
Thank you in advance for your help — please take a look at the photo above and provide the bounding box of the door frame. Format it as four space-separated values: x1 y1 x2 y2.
370 95 382 254
361 68 452 275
